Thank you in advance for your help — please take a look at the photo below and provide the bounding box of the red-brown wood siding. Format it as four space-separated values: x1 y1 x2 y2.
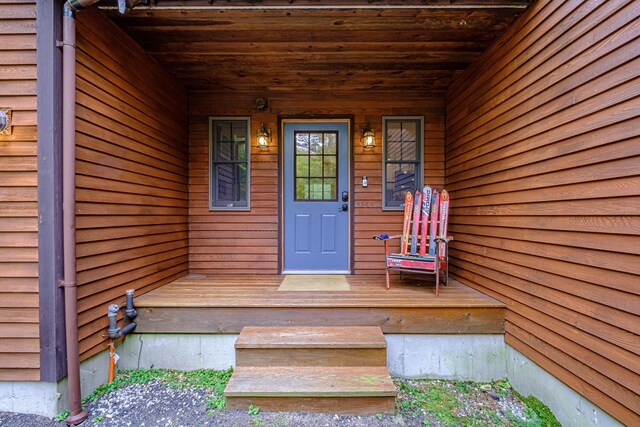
75 8 188 361
188 92 445 275
445 0 640 424
0 0 39 381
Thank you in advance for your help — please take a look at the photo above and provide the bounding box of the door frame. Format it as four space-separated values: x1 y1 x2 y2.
278 116 354 274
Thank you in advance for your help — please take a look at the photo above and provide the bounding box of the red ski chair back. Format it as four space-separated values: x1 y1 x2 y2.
373 186 453 296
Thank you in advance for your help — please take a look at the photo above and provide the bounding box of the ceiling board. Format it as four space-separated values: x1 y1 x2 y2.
104 3 530 93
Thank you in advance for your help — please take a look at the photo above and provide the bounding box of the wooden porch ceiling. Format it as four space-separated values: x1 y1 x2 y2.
102 0 531 92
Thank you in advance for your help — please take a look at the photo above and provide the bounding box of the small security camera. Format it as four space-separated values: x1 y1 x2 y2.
256 97 269 112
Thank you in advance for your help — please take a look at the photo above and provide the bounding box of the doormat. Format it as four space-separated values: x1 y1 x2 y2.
278 275 350 291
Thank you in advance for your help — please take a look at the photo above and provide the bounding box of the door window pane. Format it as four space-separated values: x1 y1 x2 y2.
309 156 323 177
296 133 309 154
294 131 338 201
310 133 323 155
296 156 309 177
296 178 309 200
323 156 336 177
309 178 323 200
324 133 336 154
323 178 336 199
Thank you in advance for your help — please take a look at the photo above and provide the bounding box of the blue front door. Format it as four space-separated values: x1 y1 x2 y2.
283 121 350 273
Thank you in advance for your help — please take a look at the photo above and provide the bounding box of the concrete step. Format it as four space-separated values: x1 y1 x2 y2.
235 326 387 367
224 366 396 414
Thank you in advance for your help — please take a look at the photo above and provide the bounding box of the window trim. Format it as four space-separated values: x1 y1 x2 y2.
209 116 251 211
381 116 424 211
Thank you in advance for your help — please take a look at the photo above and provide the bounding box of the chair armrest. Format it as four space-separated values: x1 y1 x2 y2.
373 234 401 241
435 236 454 243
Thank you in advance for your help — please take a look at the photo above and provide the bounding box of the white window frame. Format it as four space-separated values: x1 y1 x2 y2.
209 116 251 211
381 116 424 211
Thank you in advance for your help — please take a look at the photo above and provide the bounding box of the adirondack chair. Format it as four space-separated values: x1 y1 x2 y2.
373 187 453 296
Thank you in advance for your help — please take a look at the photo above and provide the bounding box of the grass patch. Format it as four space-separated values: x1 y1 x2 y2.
395 378 560 427
83 368 233 404
518 394 562 427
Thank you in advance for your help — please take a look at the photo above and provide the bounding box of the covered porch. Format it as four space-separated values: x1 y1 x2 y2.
47 0 636 424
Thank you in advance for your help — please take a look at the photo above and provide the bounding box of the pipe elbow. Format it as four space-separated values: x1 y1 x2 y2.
120 322 137 336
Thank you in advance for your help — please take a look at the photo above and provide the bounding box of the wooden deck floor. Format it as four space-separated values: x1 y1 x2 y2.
135 275 505 334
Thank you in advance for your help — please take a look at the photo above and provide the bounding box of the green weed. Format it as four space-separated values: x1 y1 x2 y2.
248 404 260 415
83 368 233 403
494 378 511 397
521 394 562 427
206 394 226 410
396 378 552 427
455 381 471 393
53 410 69 422
91 415 104 422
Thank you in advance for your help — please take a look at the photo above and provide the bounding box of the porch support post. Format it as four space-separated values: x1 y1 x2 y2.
37 0 67 383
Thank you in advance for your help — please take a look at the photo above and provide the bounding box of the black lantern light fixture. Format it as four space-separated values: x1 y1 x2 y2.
257 123 270 150
362 123 375 150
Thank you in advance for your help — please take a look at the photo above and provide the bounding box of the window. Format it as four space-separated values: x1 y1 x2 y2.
382 117 423 209
294 131 338 201
209 117 250 210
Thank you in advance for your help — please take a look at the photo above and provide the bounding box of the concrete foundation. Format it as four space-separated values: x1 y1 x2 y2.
386 334 507 381
0 347 112 417
117 333 507 382
0 381 61 417
0 334 625 426
507 346 623 427
118 333 237 371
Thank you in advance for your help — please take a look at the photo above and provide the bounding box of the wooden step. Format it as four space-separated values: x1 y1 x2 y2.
225 366 396 414
235 326 387 367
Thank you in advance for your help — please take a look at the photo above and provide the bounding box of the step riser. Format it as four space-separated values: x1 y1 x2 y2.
226 396 396 415
227 326 396 415
236 348 387 367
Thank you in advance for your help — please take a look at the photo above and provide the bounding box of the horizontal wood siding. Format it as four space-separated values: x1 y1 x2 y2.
445 0 640 424
188 91 445 275
0 0 39 381
75 9 188 361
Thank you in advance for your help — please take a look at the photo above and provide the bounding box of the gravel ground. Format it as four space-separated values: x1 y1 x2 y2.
0 377 548 427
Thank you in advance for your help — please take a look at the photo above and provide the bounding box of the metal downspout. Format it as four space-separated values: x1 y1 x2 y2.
61 3 87 425
61 2 138 423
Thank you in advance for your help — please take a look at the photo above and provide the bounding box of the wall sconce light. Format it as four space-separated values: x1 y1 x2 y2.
257 123 270 150
0 108 11 136
362 123 375 150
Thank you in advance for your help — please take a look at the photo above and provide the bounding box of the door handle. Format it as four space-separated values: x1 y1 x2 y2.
340 203 348 212
342 191 349 202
